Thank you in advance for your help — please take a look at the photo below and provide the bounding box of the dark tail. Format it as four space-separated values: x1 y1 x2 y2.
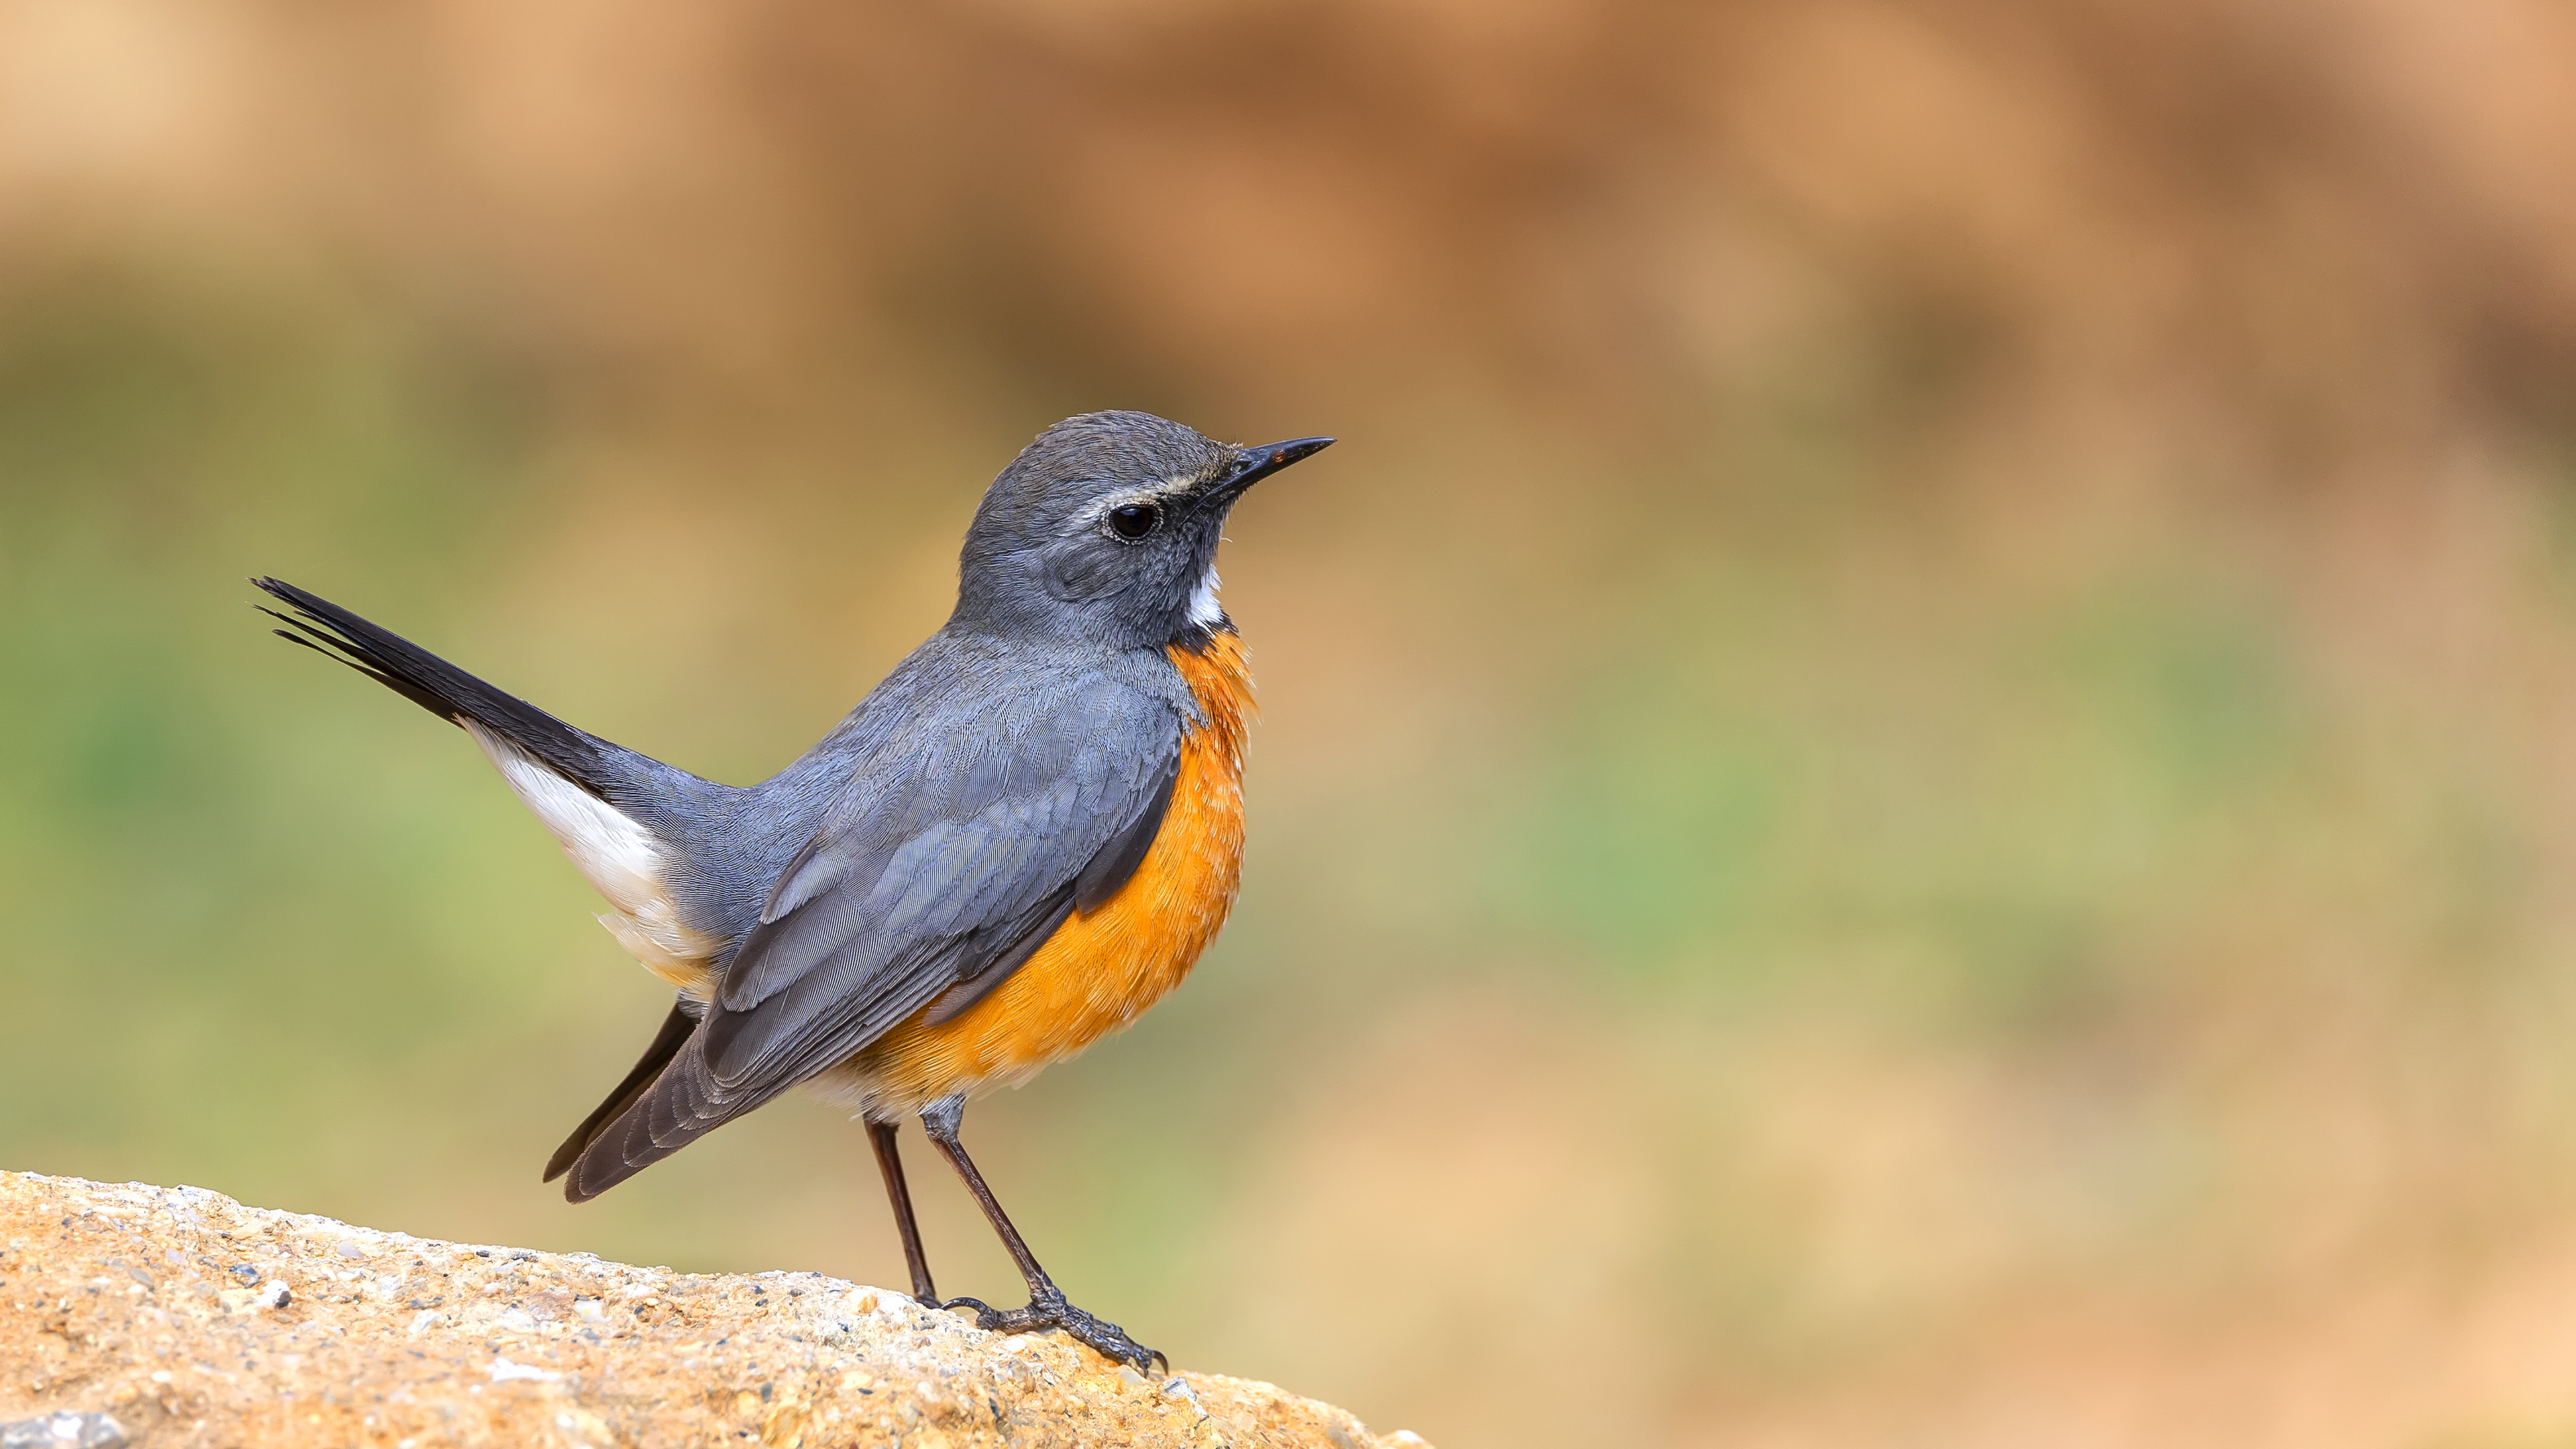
260 576 731 1199
543 1002 698 1185
559 1032 747 1202
253 576 619 802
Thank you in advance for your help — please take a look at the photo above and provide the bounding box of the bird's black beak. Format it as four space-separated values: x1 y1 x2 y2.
1217 436 1334 497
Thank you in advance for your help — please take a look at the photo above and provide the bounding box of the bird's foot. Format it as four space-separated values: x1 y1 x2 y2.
941 1289 1167 1374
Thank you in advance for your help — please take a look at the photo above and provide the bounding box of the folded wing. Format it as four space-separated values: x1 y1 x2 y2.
560 675 1183 1200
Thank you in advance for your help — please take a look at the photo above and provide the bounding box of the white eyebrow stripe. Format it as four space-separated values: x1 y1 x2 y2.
1084 469 1226 518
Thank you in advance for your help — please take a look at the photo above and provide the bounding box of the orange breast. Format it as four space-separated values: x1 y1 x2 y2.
838 632 1256 1118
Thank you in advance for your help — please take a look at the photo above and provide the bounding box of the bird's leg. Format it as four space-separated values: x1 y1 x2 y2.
866 1120 939 1305
917 1094 1167 1374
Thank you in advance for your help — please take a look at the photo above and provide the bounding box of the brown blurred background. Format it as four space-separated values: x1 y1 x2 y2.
9 1 2576 1444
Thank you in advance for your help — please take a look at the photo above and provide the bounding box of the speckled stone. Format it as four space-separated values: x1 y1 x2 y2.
0 1173 1430 1449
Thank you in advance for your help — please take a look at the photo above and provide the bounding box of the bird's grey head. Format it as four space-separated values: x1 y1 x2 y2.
950 411 1332 651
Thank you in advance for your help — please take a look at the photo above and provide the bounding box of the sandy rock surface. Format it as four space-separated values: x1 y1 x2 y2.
0 1173 1427 1448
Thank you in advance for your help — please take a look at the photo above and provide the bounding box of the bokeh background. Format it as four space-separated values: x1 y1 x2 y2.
8 1 2576 1444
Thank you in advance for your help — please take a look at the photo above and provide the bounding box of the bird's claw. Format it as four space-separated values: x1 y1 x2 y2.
940 1289 1167 1374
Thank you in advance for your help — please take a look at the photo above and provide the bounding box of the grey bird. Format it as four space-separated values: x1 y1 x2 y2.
255 411 1334 1370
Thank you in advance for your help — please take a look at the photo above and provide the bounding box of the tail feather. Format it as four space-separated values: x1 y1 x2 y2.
564 1034 739 1202
260 576 745 1203
544 1002 699 1183
253 576 616 801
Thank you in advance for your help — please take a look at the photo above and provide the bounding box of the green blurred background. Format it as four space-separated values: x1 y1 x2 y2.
9 1 2576 1444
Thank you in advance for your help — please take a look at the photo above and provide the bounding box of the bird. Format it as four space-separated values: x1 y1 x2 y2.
253 411 1332 1372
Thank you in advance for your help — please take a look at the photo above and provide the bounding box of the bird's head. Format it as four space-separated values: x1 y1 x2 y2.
952 411 1332 650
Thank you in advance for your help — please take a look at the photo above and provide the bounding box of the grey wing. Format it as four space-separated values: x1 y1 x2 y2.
561 678 1182 1201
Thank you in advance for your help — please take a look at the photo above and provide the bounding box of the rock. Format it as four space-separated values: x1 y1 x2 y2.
1 1411 129 1448
0 1172 1428 1448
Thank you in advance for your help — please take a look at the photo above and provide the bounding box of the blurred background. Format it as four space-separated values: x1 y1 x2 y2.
7 1 2576 1444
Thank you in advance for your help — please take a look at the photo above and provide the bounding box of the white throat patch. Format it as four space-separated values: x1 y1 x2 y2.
1187 565 1224 629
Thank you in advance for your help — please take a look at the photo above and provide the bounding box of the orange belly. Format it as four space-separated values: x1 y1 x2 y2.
835 633 1255 1118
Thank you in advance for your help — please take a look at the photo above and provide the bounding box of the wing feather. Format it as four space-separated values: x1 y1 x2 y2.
559 669 1187 1200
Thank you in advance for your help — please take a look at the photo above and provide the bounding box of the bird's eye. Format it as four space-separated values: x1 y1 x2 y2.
1108 503 1162 540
